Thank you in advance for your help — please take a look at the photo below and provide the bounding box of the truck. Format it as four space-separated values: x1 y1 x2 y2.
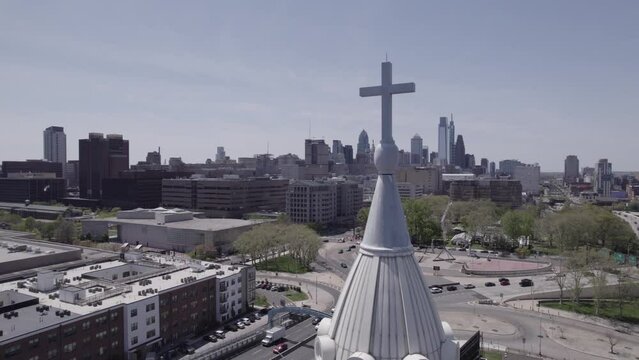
261 326 285 346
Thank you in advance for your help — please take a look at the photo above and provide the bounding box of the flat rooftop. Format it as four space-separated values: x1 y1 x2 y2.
89 217 262 231
0 201 69 212
0 232 80 263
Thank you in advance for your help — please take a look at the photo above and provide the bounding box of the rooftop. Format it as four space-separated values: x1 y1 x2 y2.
88 216 262 231
0 234 80 264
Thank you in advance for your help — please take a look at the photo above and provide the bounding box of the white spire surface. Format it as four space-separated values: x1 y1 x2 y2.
314 62 459 360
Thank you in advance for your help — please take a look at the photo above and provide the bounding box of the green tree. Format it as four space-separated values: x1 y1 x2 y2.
501 209 535 240
54 220 76 244
357 207 370 228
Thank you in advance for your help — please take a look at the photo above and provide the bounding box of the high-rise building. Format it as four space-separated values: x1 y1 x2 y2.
146 148 161 165
430 151 438 164
564 155 580 184
513 164 541 195
79 133 129 199
489 161 496 177
594 158 613 197
480 158 489 170
437 117 448 165
499 159 525 176
305 139 330 165
448 116 455 164
454 135 465 168
465 153 476 169
356 130 370 155
215 146 226 163
343 145 354 164
43 126 66 164
422 146 429 165
410 134 423 165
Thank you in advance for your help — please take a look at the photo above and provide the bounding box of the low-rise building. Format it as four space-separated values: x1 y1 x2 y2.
162 177 288 218
396 166 442 194
512 164 541 195
82 208 266 253
286 179 363 225
449 179 522 208
0 249 255 360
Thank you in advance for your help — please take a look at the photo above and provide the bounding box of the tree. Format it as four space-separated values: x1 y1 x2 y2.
54 220 76 244
566 249 588 304
191 244 217 261
357 207 370 228
607 333 619 354
588 253 610 316
461 201 498 242
555 273 567 305
501 209 535 240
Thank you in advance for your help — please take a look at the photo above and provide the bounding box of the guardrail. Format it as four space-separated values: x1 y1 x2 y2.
191 330 266 360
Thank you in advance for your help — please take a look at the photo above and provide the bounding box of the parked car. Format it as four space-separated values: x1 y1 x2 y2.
349 245 357 249
498 278 509 283
259 307 271 315
277 286 286 292
463 284 476 289
340 263 348 268
322 239 329 242
178 344 195 355
273 342 288 354
242 318 251 325
484 282 496 287
225 324 238 332
204 335 218 343
254 312 262 320
338 249 344 254
430 287 443 294
470 253 480 258
519 279 534 287
236 322 245 329
500 280 510 286
480 250 489 253
214 330 226 339
446 285 457 291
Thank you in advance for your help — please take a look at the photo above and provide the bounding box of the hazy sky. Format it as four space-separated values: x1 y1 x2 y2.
1 1 638 171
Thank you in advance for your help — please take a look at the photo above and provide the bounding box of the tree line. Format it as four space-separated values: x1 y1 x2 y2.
234 222 322 268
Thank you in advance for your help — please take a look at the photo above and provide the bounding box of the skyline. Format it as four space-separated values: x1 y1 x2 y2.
1 1 638 171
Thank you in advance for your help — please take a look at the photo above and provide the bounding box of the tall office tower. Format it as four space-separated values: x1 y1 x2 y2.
489 161 496 177
79 133 129 199
480 158 489 170
43 126 67 164
410 134 423 165
437 117 448 165
305 139 330 165
564 155 580 184
448 115 455 163
454 134 465 167
215 147 226 163
422 146 430 165
356 129 370 155
343 145 354 164
594 158 613 197
464 154 476 169
430 151 438 164
146 148 161 165
331 140 345 163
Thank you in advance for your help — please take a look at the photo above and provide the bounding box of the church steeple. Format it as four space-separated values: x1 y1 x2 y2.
314 62 459 360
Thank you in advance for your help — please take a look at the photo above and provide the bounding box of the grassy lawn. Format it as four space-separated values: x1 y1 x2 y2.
254 294 269 307
256 255 310 274
481 350 503 360
284 290 308 302
541 300 639 324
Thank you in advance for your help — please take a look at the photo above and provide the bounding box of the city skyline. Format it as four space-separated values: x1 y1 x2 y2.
1 2 638 171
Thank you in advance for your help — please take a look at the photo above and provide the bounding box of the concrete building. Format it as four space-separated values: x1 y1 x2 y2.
437 117 448 165
594 158 613 197
286 179 362 225
215 147 226 163
79 133 130 199
422 146 430 165
564 155 580 184
454 135 465 168
498 159 524 176
489 161 496 178
0 231 82 275
0 249 255 360
82 208 265 253
101 170 192 210
512 164 541 195
448 179 522 208
448 117 455 165
396 166 442 194
397 182 423 199
343 145 354 165
44 126 67 164
410 134 423 165
161 177 289 218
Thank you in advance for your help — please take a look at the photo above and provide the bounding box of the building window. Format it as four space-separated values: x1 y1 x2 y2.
146 316 156 325
110 326 118 334
131 322 138 331
110 312 118 320
111 340 119 348
97 347 105 356
29 338 40 348
63 342 77 353
146 329 156 339
48 333 57 343
4 344 21 357
131 336 138 346
81 321 91 330
28 356 40 360
47 349 57 360
130 309 137 317
63 325 77 337
146 303 155 312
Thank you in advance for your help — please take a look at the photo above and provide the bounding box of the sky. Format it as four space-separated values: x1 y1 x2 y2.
1 1 638 171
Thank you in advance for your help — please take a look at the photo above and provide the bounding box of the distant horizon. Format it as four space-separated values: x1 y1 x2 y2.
1 2 638 172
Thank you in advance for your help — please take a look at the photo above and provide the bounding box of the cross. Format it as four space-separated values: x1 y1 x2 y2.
359 61 415 145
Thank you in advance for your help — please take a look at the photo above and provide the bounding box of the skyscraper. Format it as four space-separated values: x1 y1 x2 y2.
43 126 66 164
564 155 580 184
410 134 423 165
489 161 496 177
215 147 226 163
448 115 455 164
422 146 430 165
356 129 370 155
343 145 354 164
454 134 465 168
594 158 613 197
305 139 330 165
437 117 448 165
79 133 129 199
480 158 489 170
